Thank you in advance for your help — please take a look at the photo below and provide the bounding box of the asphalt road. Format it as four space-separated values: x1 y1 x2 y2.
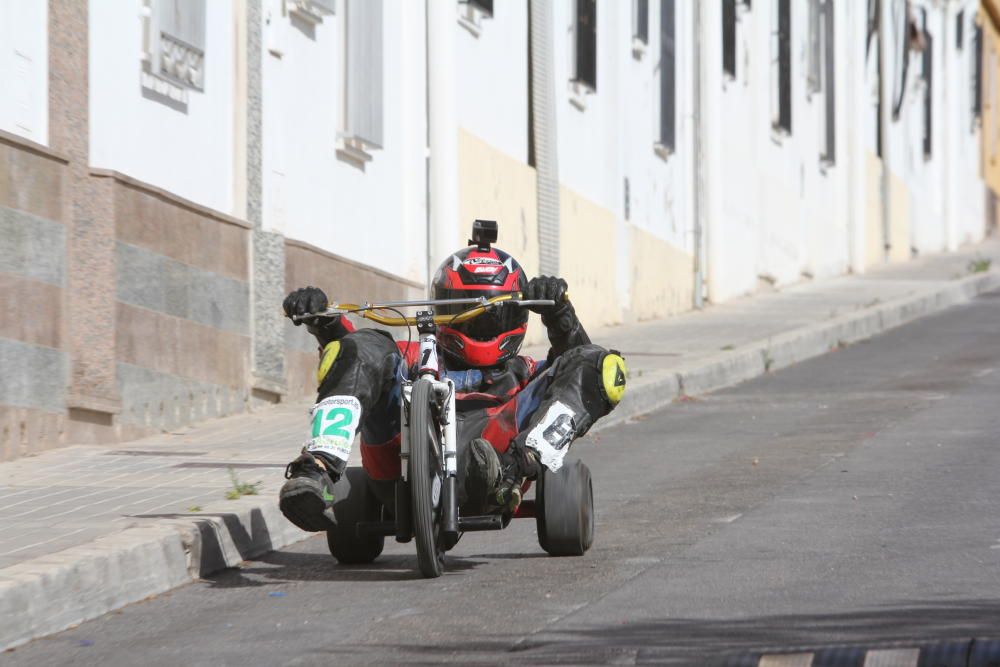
9 293 1000 666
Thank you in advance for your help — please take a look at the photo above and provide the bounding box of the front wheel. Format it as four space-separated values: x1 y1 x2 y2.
536 458 594 557
409 378 445 578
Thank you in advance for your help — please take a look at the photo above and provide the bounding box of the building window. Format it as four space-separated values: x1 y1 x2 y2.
771 0 792 134
573 0 597 90
817 0 835 164
633 0 649 58
656 0 676 156
140 0 206 111
337 0 383 167
956 9 964 50
723 0 737 78
921 9 932 158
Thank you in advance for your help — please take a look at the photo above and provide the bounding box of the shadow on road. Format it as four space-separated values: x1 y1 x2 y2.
203 548 496 587
302 599 1000 665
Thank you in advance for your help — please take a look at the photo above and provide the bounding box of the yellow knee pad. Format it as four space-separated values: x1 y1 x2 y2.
600 352 627 407
317 341 342 384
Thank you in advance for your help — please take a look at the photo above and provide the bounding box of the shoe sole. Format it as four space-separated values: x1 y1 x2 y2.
279 480 335 532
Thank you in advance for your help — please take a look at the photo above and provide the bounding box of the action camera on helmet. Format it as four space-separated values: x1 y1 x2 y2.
469 219 498 250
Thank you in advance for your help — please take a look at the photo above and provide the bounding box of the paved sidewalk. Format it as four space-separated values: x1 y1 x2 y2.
3 240 1000 649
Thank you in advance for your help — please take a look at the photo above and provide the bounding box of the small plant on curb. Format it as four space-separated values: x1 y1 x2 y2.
720 344 735 351
763 350 775 372
226 468 261 500
187 505 202 512
968 257 992 274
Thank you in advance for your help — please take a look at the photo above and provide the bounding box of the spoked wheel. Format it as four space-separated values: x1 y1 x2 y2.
409 378 445 578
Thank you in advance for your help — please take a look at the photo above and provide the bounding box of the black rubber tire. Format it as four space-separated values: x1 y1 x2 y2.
409 378 445 578
326 467 385 564
536 458 594 557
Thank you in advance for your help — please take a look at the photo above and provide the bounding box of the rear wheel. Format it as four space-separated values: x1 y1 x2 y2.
409 379 445 578
326 467 385 564
536 458 594 557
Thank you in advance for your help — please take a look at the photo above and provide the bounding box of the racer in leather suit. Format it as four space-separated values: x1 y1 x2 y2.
278 232 627 533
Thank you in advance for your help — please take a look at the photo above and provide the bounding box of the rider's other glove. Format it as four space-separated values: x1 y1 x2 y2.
283 286 329 326
525 276 579 337
524 276 568 315
283 286 351 347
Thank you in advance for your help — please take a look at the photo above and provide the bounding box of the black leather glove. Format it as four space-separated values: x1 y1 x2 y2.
283 286 329 326
524 276 568 315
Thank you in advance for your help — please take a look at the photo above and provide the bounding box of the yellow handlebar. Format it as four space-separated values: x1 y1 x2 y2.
332 293 519 327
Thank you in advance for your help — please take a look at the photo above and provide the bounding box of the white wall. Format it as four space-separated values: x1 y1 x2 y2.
455 1 529 162
262 0 428 285
551 0 622 215
621 0 695 255
0 0 48 145
89 0 235 214
944 0 986 248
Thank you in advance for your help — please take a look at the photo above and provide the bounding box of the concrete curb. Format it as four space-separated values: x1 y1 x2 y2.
590 271 1000 435
0 496 309 651
2 271 998 651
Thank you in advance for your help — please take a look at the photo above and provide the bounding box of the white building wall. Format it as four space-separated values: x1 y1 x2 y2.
262 0 428 285
551 0 622 215
621 0 695 256
455 1 529 163
88 0 235 214
946 1 987 248
0 0 48 145
708 0 851 301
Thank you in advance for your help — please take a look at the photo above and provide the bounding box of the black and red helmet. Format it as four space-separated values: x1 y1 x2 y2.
432 228 529 369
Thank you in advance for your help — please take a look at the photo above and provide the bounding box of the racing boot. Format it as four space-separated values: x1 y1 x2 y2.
464 438 502 514
495 441 540 513
279 448 339 531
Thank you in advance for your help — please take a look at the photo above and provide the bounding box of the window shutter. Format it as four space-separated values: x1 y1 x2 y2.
778 0 792 132
160 0 206 51
575 0 597 89
722 0 736 77
469 0 494 16
822 0 836 162
660 0 676 150
973 23 983 120
923 26 932 157
345 0 383 147
635 0 649 44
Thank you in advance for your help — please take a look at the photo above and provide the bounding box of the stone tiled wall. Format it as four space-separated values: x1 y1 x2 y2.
108 172 253 439
0 132 70 460
284 238 424 400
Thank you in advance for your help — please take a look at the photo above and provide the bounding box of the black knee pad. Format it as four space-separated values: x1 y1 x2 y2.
547 345 627 433
316 328 399 402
